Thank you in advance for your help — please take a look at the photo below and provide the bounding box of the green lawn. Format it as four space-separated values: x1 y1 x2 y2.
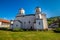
0 30 60 40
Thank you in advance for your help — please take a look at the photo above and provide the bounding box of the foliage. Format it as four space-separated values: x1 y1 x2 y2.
54 28 60 33
47 16 60 33
47 16 60 26
56 28 60 31
12 27 23 32
0 27 8 30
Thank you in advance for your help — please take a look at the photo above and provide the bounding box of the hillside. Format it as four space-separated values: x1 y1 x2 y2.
47 16 60 28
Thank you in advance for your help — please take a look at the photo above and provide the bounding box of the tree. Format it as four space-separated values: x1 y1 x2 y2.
57 17 60 27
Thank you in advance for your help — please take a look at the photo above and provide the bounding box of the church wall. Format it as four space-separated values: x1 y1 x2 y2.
35 19 43 29
16 16 35 29
41 14 48 29
12 21 21 30
36 13 48 29
39 14 42 19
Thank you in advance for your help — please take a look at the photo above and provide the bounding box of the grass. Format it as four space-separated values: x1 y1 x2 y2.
0 30 60 40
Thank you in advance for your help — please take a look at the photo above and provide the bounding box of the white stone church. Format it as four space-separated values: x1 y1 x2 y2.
10 7 48 30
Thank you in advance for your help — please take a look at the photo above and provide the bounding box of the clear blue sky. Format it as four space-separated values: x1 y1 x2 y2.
0 0 60 20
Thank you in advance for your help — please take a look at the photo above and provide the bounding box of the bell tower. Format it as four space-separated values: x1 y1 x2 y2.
35 7 42 19
35 7 43 30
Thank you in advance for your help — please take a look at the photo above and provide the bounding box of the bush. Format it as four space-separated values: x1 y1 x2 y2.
56 28 60 31
19 28 24 32
12 27 24 32
0 27 8 30
53 28 60 33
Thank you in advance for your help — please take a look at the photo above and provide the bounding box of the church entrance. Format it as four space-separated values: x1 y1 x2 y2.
30 26 34 30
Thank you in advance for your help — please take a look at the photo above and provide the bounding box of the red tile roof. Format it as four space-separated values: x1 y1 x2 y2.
0 19 10 23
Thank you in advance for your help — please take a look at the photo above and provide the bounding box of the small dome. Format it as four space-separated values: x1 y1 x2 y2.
35 7 41 13
36 6 40 8
10 20 13 24
19 8 25 15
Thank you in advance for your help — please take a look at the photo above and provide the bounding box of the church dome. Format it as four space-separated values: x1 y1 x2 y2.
35 7 41 13
19 8 25 15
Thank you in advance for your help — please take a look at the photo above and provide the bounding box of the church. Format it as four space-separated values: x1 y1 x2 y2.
10 7 48 30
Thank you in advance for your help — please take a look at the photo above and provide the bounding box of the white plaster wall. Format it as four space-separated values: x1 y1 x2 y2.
34 23 36 29
41 14 48 29
39 14 42 19
35 13 48 29
0 22 2 26
12 21 21 29
35 14 42 19
0 22 2 27
16 16 35 29
35 14 39 18
10 24 13 29
12 13 48 30
0 22 10 28
35 20 43 29
10 21 13 29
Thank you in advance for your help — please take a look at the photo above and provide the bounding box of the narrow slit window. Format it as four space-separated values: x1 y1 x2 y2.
24 22 26 24
39 22 40 25
29 21 30 24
